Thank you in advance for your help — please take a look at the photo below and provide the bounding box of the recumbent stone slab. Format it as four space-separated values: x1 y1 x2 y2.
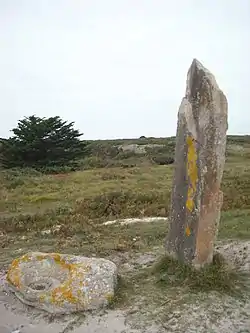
166 59 228 268
7 252 117 314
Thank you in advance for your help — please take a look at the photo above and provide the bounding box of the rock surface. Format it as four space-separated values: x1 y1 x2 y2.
166 58 228 267
6 252 117 314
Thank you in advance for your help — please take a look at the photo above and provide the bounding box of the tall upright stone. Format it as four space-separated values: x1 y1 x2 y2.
166 59 228 268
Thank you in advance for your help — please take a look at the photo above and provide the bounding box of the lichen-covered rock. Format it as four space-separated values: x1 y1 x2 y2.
7 252 117 314
166 59 228 268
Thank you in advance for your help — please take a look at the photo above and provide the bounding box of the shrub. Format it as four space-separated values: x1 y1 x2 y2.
152 155 174 165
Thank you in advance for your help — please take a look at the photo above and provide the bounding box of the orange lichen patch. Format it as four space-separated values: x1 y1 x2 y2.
21 254 32 262
35 253 91 273
35 254 89 306
8 258 20 271
7 268 21 289
46 267 86 306
185 226 191 237
186 135 198 212
7 254 32 288
36 253 73 271
8 252 93 307
10 254 31 268
50 280 79 305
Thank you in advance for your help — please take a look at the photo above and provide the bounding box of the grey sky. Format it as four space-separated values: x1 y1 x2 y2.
0 0 249 139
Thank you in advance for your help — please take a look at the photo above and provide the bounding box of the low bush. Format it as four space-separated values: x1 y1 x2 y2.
152 155 174 165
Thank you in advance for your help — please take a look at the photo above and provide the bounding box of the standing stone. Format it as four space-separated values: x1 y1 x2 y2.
166 59 228 268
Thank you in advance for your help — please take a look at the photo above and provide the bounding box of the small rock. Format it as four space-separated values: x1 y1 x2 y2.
40 229 51 235
41 224 61 236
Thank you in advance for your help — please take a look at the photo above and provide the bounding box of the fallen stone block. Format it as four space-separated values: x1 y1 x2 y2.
7 252 117 314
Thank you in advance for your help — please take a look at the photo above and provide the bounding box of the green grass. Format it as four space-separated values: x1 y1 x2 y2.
219 210 250 239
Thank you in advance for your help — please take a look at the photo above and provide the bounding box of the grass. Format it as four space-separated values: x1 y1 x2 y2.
1 147 250 259
0 136 250 324
1 161 250 236
109 252 250 328
149 253 245 295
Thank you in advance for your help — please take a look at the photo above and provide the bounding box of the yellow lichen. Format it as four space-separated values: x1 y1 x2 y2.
185 226 191 237
186 135 198 213
184 135 198 237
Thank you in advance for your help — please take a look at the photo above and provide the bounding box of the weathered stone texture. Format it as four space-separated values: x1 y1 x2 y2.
7 252 117 314
166 59 228 267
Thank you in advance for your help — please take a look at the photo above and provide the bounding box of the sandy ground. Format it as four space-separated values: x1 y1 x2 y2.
0 277 160 333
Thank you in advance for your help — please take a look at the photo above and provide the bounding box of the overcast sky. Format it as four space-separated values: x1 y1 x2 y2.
0 0 249 139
